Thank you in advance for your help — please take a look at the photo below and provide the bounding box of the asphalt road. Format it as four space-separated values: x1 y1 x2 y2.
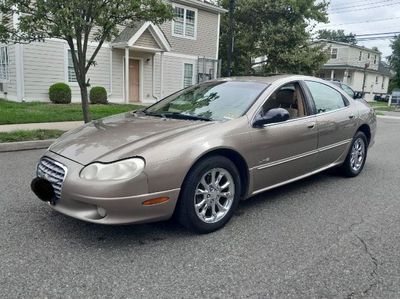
1 118 400 299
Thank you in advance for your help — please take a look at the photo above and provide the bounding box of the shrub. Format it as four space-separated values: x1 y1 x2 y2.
49 83 71 104
90 86 108 104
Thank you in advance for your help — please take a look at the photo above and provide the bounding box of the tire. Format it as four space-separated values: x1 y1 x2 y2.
176 155 242 234
340 131 368 177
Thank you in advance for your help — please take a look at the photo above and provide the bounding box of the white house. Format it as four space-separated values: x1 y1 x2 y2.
316 40 394 101
0 0 226 104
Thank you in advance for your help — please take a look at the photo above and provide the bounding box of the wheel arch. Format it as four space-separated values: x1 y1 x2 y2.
357 124 371 145
182 148 250 199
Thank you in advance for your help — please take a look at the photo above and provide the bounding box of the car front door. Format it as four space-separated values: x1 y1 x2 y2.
303 80 358 168
249 81 319 194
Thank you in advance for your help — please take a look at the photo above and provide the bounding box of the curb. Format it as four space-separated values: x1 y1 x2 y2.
377 115 400 120
0 139 55 152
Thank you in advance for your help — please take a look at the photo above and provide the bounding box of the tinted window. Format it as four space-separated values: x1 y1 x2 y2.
146 81 268 121
305 81 346 114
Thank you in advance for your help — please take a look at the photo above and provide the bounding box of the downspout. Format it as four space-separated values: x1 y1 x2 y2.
108 46 113 98
152 53 159 101
160 51 164 99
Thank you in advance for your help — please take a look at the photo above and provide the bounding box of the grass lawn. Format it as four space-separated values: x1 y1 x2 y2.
0 129 65 143
368 101 393 111
0 99 144 125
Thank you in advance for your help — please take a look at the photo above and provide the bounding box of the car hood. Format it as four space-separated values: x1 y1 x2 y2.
50 112 212 165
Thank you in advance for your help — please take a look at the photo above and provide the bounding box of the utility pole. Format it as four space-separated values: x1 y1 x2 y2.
227 0 235 77
361 62 370 97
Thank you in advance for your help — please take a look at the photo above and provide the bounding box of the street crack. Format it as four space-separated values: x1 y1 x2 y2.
346 217 379 298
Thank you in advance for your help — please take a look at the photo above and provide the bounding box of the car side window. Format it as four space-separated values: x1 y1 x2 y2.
305 81 347 114
262 82 308 120
341 84 355 98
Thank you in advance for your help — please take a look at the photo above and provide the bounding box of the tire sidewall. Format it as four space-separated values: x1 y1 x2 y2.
178 156 241 233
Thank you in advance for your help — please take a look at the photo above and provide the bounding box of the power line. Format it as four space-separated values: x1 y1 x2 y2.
329 1 400 14
355 31 400 37
329 0 398 11
317 16 400 28
329 0 388 8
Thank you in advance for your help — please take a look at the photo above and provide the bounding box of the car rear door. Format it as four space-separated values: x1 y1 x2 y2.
303 80 358 168
248 81 319 193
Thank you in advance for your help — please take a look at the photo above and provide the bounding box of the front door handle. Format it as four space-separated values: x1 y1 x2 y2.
307 122 316 129
349 114 355 119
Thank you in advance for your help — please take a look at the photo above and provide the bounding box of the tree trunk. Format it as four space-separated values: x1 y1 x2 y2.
80 85 92 123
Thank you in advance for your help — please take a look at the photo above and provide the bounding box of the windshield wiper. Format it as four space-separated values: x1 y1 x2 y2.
142 111 167 118
162 112 212 122
143 111 211 122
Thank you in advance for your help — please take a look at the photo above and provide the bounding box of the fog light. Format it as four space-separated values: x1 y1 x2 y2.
97 206 107 218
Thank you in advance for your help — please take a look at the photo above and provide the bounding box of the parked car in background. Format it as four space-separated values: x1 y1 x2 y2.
374 94 389 102
31 75 377 234
391 90 400 105
328 81 363 100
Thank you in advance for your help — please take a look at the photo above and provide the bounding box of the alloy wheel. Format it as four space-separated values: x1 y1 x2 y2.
194 168 235 224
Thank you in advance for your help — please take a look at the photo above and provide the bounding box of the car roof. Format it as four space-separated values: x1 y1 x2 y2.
215 75 308 85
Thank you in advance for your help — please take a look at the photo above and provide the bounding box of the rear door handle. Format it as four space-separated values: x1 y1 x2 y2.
349 115 355 119
307 122 316 129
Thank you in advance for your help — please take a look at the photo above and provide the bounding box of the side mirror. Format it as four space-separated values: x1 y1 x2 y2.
253 108 290 127
354 92 363 99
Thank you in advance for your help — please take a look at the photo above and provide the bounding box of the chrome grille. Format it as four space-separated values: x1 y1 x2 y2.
37 157 67 201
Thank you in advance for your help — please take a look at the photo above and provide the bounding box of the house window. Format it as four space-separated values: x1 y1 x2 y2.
382 77 385 89
0 46 9 81
331 48 338 59
68 50 77 83
173 5 196 39
375 76 379 84
368 53 370 59
183 63 193 88
359 51 362 61
374 55 377 64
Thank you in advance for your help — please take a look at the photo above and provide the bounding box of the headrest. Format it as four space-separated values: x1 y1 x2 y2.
276 89 295 106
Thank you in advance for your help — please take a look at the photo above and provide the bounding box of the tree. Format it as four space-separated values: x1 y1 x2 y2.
316 29 357 45
219 0 330 76
0 0 173 123
389 35 400 90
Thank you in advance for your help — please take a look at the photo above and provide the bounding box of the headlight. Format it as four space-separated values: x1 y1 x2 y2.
80 158 145 181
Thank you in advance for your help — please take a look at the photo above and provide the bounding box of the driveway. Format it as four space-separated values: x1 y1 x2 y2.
1 118 400 298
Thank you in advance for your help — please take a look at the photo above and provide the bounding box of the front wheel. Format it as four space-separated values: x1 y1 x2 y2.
340 131 368 177
176 156 241 234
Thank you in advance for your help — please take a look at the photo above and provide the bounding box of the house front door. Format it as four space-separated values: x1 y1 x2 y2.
129 59 140 102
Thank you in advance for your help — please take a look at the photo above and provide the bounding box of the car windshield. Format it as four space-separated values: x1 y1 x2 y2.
144 81 268 121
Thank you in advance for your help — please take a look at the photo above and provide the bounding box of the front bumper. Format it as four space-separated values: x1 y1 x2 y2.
34 151 181 225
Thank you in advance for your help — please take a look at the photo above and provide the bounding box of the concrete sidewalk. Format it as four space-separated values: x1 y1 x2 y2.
0 121 84 133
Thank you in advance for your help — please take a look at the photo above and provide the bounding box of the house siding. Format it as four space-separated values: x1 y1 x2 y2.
135 30 160 49
22 40 111 102
159 8 218 59
154 53 198 97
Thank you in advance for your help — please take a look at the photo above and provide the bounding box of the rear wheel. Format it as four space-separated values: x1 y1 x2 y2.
340 131 368 177
177 156 241 234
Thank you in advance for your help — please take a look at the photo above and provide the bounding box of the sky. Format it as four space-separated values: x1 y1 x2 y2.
314 0 400 60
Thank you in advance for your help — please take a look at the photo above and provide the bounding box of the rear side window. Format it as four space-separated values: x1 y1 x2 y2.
305 81 347 114
340 84 355 98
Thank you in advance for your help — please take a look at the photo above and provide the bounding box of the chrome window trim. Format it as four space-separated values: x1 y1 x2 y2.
251 139 352 171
